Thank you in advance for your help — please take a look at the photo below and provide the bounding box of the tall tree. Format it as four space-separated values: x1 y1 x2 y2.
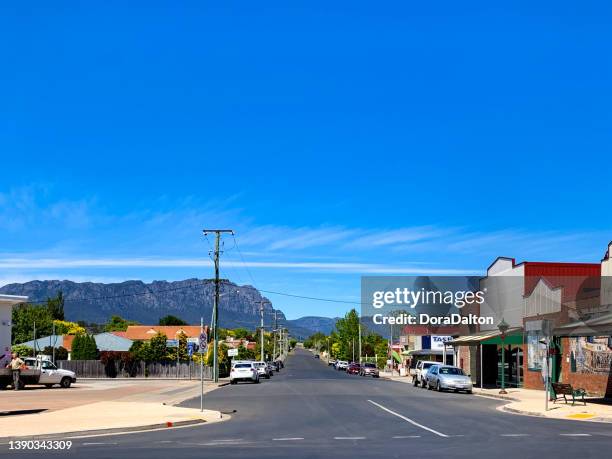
46 291 65 321
11 304 53 345
71 334 98 360
334 309 361 360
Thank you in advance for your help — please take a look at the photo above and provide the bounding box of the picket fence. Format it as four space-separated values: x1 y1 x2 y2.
58 360 212 379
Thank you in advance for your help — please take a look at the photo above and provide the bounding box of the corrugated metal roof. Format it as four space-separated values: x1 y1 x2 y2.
94 332 133 351
18 333 133 352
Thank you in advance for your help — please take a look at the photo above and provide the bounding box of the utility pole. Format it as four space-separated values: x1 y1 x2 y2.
358 315 362 365
258 301 270 361
203 229 233 383
273 310 277 360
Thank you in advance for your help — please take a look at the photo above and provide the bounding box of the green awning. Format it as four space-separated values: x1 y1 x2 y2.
481 332 524 345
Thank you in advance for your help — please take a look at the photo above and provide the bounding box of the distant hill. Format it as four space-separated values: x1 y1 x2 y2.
0 278 338 339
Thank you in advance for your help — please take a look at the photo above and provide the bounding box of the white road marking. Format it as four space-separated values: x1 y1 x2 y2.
272 437 304 441
367 400 449 438
560 433 591 437
392 435 421 439
501 434 529 437
334 437 366 440
211 439 243 442
83 442 118 446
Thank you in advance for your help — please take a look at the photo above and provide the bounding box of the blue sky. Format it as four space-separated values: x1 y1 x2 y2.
1 2 611 319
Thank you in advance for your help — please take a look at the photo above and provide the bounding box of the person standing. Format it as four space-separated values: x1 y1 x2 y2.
7 352 25 390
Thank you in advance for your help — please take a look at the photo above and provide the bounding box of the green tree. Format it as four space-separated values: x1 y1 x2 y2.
46 291 65 321
232 328 251 339
334 309 361 361
11 304 54 345
167 332 189 361
71 334 98 360
129 340 151 362
11 344 34 357
304 332 327 350
149 332 169 362
104 315 139 332
237 344 256 360
41 345 69 361
158 315 187 326
53 320 86 335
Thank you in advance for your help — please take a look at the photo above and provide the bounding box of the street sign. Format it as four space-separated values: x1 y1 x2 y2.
228 348 238 357
166 339 179 348
187 342 195 357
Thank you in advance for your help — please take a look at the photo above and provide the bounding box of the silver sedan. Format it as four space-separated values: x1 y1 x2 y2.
425 365 473 393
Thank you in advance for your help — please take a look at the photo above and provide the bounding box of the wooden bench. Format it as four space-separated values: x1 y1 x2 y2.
551 382 587 406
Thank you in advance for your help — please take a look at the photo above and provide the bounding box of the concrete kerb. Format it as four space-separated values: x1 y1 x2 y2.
0 419 210 443
0 379 233 442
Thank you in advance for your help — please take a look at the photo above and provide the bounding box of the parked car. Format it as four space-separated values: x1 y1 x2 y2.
254 361 272 379
23 358 76 388
347 362 361 374
267 361 280 372
314 354 320 359
425 365 473 393
328 359 337 366
413 360 438 388
230 362 259 384
359 362 379 378
335 360 349 371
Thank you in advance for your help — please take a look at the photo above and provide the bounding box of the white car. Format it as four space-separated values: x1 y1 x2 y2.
23 358 77 388
412 360 438 388
425 365 473 393
230 362 259 384
335 360 349 371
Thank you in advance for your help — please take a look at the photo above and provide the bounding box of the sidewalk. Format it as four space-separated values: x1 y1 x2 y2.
473 387 612 423
0 379 230 440
379 372 612 423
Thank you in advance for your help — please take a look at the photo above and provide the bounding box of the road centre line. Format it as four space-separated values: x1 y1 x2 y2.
334 437 366 440
501 434 530 437
367 400 449 438
392 435 421 439
560 434 591 437
272 437 304 441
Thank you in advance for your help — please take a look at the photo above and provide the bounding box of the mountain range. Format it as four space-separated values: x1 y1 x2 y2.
0 278 338 340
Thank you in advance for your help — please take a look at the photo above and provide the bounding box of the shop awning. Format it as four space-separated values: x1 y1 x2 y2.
554 312 612 337
449 327 523 346
405 349 446 356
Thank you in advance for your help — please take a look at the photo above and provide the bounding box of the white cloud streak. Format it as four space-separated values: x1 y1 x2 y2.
0 257 478 275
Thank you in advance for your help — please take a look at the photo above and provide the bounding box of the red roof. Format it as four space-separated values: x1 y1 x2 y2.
124 325 208 340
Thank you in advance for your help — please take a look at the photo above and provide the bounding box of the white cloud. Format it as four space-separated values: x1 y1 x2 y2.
0 256 479 275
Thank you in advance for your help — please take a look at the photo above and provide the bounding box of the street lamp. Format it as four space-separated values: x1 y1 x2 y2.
497 318 509 395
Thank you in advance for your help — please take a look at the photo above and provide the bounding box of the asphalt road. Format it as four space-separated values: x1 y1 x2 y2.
7 348 612 458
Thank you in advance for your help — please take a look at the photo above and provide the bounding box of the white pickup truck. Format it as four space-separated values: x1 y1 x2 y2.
0 357 77 389
24 358 77 388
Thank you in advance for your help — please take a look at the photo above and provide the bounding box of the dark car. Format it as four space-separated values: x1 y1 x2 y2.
267 361 280 372
346 362 361 375
359 362 379 378
314 354 320 359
